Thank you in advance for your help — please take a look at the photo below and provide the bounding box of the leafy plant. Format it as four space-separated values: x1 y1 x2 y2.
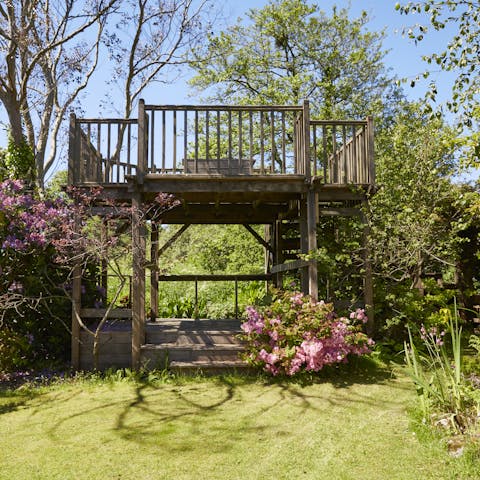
239 290 374 376
404 305 480 433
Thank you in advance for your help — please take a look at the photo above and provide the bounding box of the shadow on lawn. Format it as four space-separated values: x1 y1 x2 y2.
109 357 404 447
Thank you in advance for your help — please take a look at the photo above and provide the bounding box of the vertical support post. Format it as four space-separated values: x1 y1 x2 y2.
137 99 146 184
132 190 146 369
68 112 79 185
367 116 375 185
194 277 199 320
100 220 108 303
299 197 309 295
234 278 238 320
264 224 271 290
274 221 284 289
71 213 81 370
307 189 318 301
150 221 159 321
361 204 374 335
303 99 311 179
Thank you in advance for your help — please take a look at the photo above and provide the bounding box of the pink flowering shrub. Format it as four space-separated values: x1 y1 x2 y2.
240 290 374 376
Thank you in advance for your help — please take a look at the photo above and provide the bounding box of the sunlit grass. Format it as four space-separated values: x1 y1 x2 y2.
1 366 479 480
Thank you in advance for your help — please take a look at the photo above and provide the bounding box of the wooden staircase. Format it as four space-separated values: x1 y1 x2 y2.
140 319 249 373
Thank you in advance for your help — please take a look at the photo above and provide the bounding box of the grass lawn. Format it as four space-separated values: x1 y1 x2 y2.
0 363 478 480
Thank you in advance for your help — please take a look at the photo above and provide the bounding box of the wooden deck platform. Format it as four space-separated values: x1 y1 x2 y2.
68 100 375 371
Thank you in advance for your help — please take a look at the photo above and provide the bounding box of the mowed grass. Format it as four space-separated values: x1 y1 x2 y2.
0 365 478 480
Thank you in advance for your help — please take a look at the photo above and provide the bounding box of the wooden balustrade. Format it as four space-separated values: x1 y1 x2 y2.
68 103 374 186
310 117 374 185
143 104 304 175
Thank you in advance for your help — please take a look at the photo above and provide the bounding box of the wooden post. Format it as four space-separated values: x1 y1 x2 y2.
299 198 309 295
71 211 82 369
71 262 81 370
362 205 375 335
306 189 318 301
132 190 146 369
303 99 311 179
367 116 375 185
274 221 284 289
68 112 78 185
150 221 159 321
100 220 108 304
137 99 146 184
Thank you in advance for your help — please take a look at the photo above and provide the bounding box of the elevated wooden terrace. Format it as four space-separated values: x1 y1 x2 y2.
68 100 375 370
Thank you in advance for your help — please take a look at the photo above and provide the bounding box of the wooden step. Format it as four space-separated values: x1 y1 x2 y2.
146 329 242 345
169 360 251 374
141 343 245 366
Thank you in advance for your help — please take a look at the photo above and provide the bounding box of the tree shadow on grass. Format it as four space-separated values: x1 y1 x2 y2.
108 359 409 450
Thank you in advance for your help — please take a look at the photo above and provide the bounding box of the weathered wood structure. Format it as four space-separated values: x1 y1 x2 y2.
68 100 375 370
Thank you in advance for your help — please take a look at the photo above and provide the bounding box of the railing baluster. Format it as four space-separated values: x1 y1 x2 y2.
206 110 209 163
183 110 188 174
107 123 111 183
312 124 317 177
127 123 131 175
116 123 121 182
350 125 358 183
150 110 155 173
194 109 199 173
281 112 286 174
260 111 265 174
217 110 221 171
249 111 253 174
228 110 232 173
322 125 327 182
238 111 243 173
270 110 275 173
173 111 177 173
162 110 166 173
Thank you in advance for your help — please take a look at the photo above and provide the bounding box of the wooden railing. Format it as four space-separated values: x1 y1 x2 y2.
142 103 304 175
310 118 374 184
68 102 374 185
68 115 139 185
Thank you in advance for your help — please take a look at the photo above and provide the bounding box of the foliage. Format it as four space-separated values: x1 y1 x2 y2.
0 179 74 370
0 0 215 187
396 0 480 165
404 307 480 434
189 0 397 119
240 290 373 376
1 135 35 183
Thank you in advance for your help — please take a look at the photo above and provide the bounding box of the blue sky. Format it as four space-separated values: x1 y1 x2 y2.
0 1 454 155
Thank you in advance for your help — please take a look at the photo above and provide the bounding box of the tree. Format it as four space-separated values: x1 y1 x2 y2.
0 0 118 186
396 1 480 164
105 0 213 120
189 0 396 119
0 0 214 187
368 102 467 334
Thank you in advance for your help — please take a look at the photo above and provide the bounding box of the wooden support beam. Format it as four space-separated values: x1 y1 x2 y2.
157 274 271 282
71 211 82 370
271 259 311 274
307 189 318 301
150 222 159 320
71 262 81 370
131 190 146 369
137 99 146 184
274 220 284 288
243 224 274 254
361 205 375 335
158 224 190 257
318 207 362 217
299 198 309 294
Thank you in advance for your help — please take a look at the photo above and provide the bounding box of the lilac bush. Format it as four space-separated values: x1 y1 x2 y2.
240 290 374 376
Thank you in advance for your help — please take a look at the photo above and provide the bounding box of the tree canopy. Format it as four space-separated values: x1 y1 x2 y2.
396 0 480 164
189 0 396 119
